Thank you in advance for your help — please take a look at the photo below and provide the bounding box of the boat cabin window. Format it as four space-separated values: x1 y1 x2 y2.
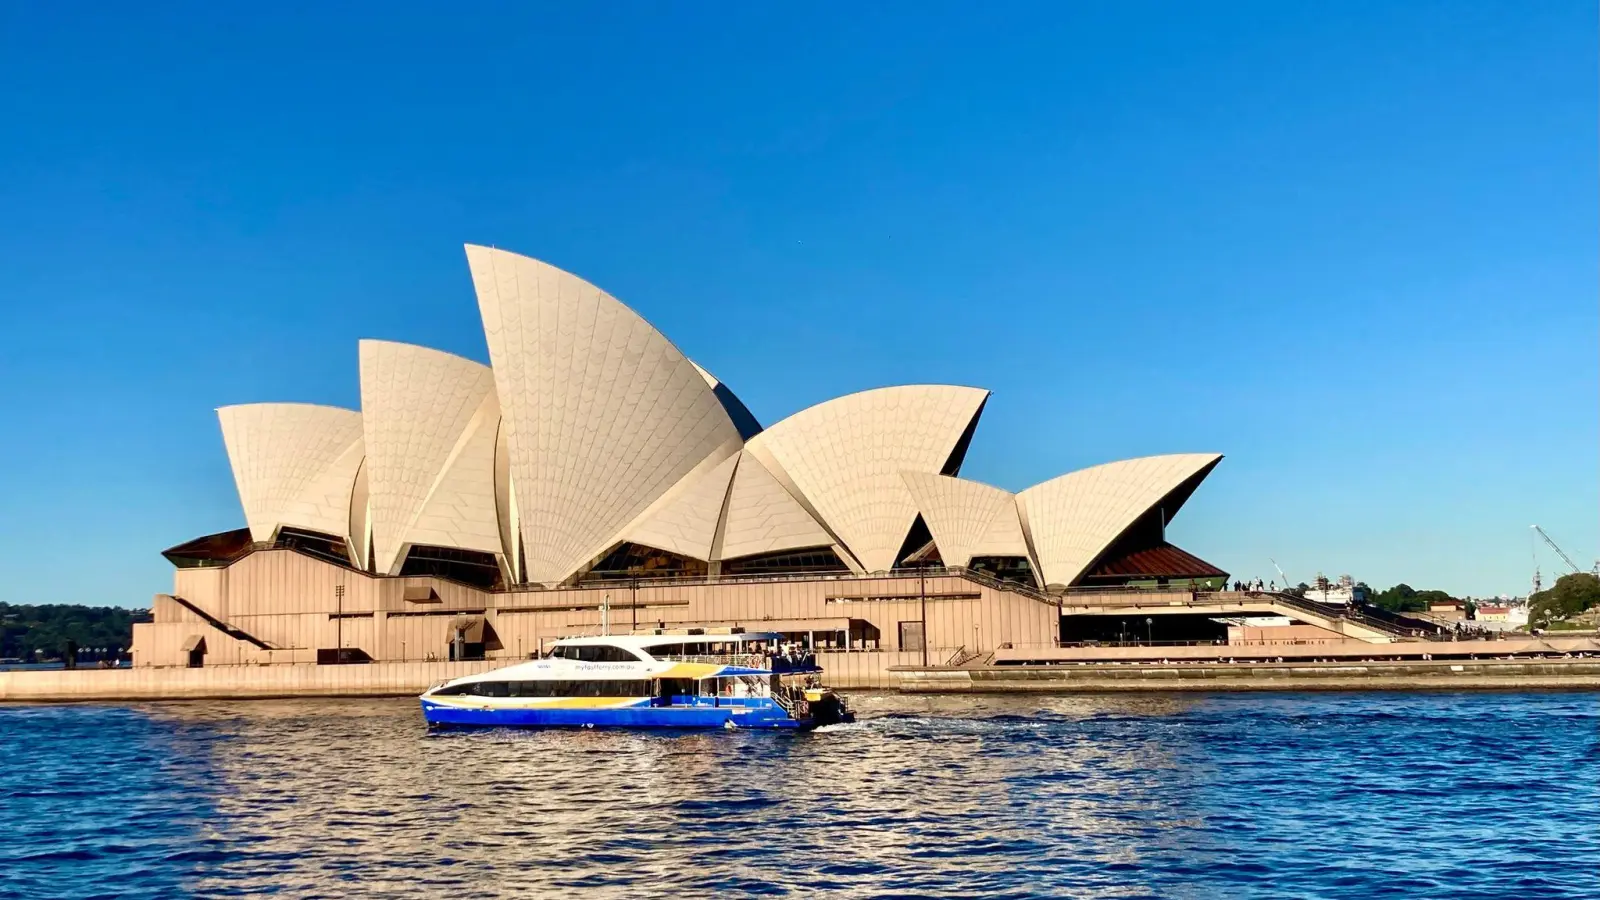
646 640 764 657
433 680 509 697
435 679 653 697
548 644 644 663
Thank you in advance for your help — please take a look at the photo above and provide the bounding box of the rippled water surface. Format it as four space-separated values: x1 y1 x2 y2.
2 692 1596 899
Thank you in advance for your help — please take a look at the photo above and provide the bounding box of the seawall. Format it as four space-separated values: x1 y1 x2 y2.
5 657 1600 703
895 659 1600 693
0 661 505 702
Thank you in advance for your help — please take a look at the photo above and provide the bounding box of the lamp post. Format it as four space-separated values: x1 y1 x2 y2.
1146 617 1153 645
334 584 345 662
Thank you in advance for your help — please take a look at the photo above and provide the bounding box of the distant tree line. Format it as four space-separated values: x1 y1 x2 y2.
1359 584 1463 614
0 603 149 660
1279 581 1462 613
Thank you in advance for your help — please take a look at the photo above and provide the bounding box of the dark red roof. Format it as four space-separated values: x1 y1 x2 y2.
1081 542 1227 581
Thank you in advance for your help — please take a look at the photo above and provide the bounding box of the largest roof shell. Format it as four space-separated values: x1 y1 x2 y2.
466 245 744 585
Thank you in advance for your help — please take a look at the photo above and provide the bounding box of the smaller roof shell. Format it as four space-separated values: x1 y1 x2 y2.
1017 453 1222 588
217 403 365 544
900 472 1032 569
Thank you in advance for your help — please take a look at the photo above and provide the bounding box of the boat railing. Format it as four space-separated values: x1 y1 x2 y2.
654 653 768 668
772 683 810 721
652 652 821 672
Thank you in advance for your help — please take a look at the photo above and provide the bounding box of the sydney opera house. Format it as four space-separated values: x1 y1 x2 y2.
131 245 1227 684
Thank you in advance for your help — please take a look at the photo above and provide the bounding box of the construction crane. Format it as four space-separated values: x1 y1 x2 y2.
1269 558 1290 590
1531 525 1584 575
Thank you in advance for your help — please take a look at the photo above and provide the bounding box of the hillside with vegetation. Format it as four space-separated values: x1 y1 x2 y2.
1528 573 1600 630
0 603 148 660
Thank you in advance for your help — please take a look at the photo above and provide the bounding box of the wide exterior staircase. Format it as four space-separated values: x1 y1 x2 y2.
167 594 281 650
894 568 1434 642
1048 586 1437 643
1256 591 1442 640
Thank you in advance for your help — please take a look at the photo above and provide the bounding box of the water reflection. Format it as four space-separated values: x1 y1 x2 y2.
3 693 1597 899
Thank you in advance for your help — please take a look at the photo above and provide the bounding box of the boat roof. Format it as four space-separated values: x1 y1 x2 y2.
435 657 773 685
553 632 783 649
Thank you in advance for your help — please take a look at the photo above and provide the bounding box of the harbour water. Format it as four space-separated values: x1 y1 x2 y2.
2 692 1596 899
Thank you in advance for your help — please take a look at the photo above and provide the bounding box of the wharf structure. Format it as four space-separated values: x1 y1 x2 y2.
116 243 1577 697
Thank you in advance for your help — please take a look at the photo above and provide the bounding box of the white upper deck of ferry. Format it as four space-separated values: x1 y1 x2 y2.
553 632 782 659
433 632 800 688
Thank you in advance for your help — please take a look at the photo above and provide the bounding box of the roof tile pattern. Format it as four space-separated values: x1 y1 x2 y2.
624 452 739 560
466 245 743 584
746 386 989 573
900 472 1030 568
217 403 365 543
359 341 499 574
716 451 836 560
404 391 504 562
347 459 371 569
1017 453 1222 587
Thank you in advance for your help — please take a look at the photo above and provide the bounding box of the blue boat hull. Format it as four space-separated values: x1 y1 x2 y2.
421 698 808 730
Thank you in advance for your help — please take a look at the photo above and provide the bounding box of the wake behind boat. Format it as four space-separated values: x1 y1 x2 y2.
420 631 852 730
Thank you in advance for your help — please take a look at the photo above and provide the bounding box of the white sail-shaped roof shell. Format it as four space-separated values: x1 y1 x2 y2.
466 245 744 585
1017 453 1222 588
359 340 501 574
900 472 1031 569
714 451 837 561
217 403 365 544
403 391 504 565
745 385 989 573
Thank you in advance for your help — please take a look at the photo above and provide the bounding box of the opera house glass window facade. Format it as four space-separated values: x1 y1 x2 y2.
132 245 1226 682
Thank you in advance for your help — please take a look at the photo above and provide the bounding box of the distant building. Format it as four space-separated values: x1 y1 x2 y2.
1471 604 1528 632
1304 574 1366 606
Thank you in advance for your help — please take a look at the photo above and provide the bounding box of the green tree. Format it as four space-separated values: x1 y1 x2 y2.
1529 573 1600 627
1371 583 1423 612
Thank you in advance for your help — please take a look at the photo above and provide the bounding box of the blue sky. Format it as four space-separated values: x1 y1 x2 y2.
0 2 1593 605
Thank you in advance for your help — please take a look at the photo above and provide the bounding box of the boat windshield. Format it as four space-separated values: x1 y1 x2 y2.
545 644 645 663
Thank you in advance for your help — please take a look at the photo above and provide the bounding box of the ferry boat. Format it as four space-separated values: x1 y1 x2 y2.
420 631 853 730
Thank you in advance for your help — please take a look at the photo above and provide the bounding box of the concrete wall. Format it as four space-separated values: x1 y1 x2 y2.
1226 624 1343 645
